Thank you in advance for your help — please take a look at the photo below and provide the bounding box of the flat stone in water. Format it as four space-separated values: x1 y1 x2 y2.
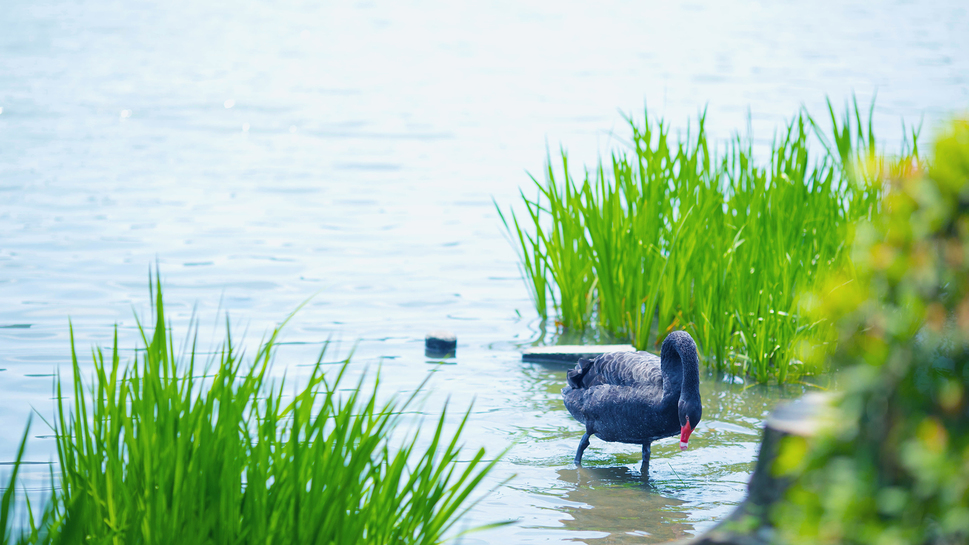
521 344 637 364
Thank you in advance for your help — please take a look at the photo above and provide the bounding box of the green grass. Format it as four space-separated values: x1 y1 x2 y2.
0 420 56 545
3 276 504 544
499 100 921 382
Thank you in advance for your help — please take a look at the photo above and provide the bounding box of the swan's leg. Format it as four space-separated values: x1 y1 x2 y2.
574 432 592 466
641 443 651 474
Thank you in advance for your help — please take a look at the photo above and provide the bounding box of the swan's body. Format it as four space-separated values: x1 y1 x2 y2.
562 330 702 473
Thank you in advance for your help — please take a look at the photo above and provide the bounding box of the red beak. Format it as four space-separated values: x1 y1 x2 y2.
679 417 693 451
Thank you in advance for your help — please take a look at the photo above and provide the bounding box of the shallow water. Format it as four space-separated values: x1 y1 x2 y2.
2 0 968 542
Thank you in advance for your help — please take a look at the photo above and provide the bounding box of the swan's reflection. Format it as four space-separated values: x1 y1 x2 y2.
555 466 693 544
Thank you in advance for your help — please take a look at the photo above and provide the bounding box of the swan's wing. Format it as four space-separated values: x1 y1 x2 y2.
568 351 662 390
564 381 668 440
566 357 595 390
563 351 665 427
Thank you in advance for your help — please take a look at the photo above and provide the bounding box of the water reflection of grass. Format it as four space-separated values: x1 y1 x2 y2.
0 279 503 544
499 100 921 382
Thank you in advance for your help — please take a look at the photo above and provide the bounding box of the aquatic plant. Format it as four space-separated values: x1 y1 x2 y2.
500 101 921 382
770 116 969 543
4 277 502 543
0 422 56 545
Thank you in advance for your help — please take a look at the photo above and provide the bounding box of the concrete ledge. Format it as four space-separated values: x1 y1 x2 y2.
521 344 637 364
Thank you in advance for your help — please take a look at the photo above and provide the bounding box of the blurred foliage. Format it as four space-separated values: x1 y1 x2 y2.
772 117 969 544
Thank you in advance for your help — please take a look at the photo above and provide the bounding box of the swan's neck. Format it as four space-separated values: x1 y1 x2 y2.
679 354 700 399
660 333 700 404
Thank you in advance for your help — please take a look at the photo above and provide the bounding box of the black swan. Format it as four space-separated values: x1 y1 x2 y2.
562 330 702 473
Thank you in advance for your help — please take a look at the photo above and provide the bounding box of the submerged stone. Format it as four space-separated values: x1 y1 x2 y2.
425 330 457 357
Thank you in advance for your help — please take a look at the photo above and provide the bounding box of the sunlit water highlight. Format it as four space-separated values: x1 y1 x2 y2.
2 0 968 542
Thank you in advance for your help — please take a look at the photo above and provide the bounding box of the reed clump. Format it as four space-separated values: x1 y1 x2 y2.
2 278 501 544
499 101 921 382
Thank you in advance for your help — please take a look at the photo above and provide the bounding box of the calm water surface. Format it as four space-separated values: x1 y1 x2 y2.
2 0 968 542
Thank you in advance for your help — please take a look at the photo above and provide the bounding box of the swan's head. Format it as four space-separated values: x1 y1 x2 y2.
677 400 702 451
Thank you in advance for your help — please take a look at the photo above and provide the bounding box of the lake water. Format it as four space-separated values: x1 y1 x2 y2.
1 0 967 542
